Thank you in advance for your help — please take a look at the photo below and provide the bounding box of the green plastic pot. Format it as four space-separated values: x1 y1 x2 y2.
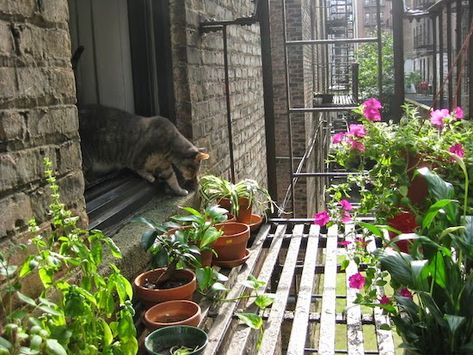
144 325 208 355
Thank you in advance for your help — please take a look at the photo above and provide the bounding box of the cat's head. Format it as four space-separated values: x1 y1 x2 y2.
174 147 209 181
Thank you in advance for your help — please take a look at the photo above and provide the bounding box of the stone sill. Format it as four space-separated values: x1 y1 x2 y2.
107 192 198 280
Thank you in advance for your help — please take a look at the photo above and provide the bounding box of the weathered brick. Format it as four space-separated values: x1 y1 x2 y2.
0 109 26 141
0 67 17 101
27 105 79 138
39 0 69 24
0 192 33 238
0 0 36 18
0 20 14 56
56 141 82 175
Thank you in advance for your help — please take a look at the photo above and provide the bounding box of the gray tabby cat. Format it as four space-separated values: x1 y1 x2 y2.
79 105 209 196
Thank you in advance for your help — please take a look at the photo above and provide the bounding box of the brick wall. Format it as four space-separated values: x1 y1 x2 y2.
0 0 85 240
169 1 268 187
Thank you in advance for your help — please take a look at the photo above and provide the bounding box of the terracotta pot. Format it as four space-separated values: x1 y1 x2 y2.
134 268 196 306
218 198 253 224
406 153 431 207
213 222 250 261
143 300 202 331
387 210 418 253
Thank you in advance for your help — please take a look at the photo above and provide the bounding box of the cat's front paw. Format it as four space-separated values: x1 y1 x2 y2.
174 188 189 196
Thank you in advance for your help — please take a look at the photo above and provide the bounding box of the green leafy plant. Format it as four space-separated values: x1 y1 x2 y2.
198 175 275 216
0 158 137 354
195 266 228 299
170 205 227 254
345 167 473 354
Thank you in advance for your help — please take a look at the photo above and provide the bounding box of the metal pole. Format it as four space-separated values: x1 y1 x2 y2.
222 25 236 183
376 0 383 98
446 1 453 109
392 0 404 121
259 0 278 206
352 62 359 102
455 0 462 107
281 0 296 216
470 0 473 116
439 11 444 107
432 15 438 109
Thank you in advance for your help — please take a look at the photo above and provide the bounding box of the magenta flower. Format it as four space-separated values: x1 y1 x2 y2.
430 109 449 128
338 240 352 247
348 272 366 289
347 137 365 152
341 211 352 224
453 106 464 120
348 124 366 138
331 132 345 144
399 288 413 300
449 143 465 159
379 295 391 305
363 98 382 122
314 211 330 226
339 199 353 211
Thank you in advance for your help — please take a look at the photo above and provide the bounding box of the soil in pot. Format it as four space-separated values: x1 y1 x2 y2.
144 278 190 290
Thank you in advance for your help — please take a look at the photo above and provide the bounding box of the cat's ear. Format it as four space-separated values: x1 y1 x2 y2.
195 148 209 161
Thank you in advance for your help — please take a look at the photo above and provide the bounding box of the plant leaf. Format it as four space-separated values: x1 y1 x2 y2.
45 339 67 355
255 294 274 309
236 312 263 330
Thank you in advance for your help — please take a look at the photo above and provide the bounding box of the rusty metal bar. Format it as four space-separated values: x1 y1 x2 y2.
286 38 378 45
376 0 383 98
439 11 445 107
447 1 453 108
392 0 405 120
281 0 296 216
432 15 438 109
222 25 236 183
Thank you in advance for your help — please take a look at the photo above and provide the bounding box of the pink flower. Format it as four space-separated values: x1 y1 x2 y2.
338 240 352 247
347 137 365 152
339 199 353 211
363 98 382 122
341 211 352 224
348 124 366 138
379 295 391 305
430 109 449 128
314 211 330 226
399 288 413 300
348 272 366 289
449 143 465 159
331 132 345 144
453 107 464 120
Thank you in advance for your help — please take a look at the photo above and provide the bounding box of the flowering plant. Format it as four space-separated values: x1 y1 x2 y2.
316 98 473 228
344 167 473 354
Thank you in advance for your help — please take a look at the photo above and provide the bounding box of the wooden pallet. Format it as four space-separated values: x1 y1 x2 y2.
139 222 396 354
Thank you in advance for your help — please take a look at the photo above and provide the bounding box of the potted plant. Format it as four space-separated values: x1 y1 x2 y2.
316 99 471 230
212 222 251 267
144 325 208 355
344 166 473 354
169 205 227 266
199 175 274 224
134 230 199 306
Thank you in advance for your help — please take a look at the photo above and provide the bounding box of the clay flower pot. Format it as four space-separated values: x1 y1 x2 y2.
166 227 212 267
218 198 253 224
134 268 196 307
143 300 202 331
213 222 250 262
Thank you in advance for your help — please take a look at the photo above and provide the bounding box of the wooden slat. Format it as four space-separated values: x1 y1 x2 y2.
257 224 304 355
318 225 339 355
202 224 276 355
224 224 288 355
345 224 365 355
366 235 396 355
286 224 321 355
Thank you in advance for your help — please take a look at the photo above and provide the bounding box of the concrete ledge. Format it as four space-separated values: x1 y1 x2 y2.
108 192 198 280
